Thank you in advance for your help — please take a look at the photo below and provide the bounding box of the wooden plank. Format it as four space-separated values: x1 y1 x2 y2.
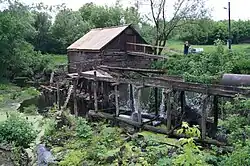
127 42 168 50
127 51 167 60
202 95 208 140
98 65 166 74
115 85 119 117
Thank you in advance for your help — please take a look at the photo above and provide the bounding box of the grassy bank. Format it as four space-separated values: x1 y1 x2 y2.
167 40 250 53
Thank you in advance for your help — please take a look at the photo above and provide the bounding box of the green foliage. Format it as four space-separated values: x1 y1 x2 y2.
220 141 250 166
154 40 250 83
76 117 92 139
176 19 250 45
59 150 85 166
0 113 37 148
220 96 250 144
174 122 209 166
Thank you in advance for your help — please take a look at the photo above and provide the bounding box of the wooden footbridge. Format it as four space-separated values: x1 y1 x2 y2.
52 63 249 144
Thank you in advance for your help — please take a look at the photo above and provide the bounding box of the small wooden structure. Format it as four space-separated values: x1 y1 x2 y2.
66 24 166 73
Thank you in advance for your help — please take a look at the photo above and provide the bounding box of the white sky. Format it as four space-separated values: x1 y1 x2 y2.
18 0 250 20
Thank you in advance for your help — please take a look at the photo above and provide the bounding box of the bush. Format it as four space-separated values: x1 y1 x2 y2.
220 141 250 166
0 113 37 148
76 117 93 139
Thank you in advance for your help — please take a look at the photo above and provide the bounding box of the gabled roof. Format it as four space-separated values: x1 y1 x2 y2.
67 24 144 51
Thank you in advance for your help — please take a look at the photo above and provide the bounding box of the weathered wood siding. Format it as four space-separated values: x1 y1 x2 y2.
67 27 154 73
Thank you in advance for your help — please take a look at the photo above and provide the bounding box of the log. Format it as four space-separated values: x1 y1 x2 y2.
88 111 227 147
62 85 73 110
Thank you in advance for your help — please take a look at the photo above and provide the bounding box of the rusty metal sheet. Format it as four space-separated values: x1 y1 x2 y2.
67 25 129 51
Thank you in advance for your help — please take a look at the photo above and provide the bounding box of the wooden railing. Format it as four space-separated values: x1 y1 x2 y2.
126 42 169 53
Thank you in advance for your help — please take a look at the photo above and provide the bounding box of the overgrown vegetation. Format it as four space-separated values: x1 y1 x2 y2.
0 113 37 148
154 40 250 83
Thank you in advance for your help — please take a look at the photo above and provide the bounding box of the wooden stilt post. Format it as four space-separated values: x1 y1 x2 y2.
155 87 158 116
93 71 98 112
129 84 135 112
137 88 142 124
50 71 54 85
73 79 78 117
213 95 219 135
180 91 186 114
57 82 61 110
62 85 73 110
202 95 208 140
115 85 119 117
166 89 172 131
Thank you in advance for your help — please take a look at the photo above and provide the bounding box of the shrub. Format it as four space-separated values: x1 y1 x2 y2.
76 117 93 139
0 113 37 148
220 141 250 166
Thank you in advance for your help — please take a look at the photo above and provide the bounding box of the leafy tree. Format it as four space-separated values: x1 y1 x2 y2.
29 11 53 53
51 9 93 54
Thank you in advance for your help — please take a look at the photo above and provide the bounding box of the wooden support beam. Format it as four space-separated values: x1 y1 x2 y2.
115 85 119 117
62 85 73 110
93 71 98 112
155 87 159 116
98 65 166 74
49 71 54 84
180 91 185 114
166 89 172 131
127 51 167 60
202 95 209 140
57 82 61 110
135 88 142 123
213 96 219 135
129 84 135 112
73 80 78 117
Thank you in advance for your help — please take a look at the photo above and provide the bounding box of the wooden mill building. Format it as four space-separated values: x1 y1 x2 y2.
67 24 162 73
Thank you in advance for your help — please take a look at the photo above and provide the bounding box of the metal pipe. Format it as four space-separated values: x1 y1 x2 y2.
228 1 232 49
221 74 250 86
